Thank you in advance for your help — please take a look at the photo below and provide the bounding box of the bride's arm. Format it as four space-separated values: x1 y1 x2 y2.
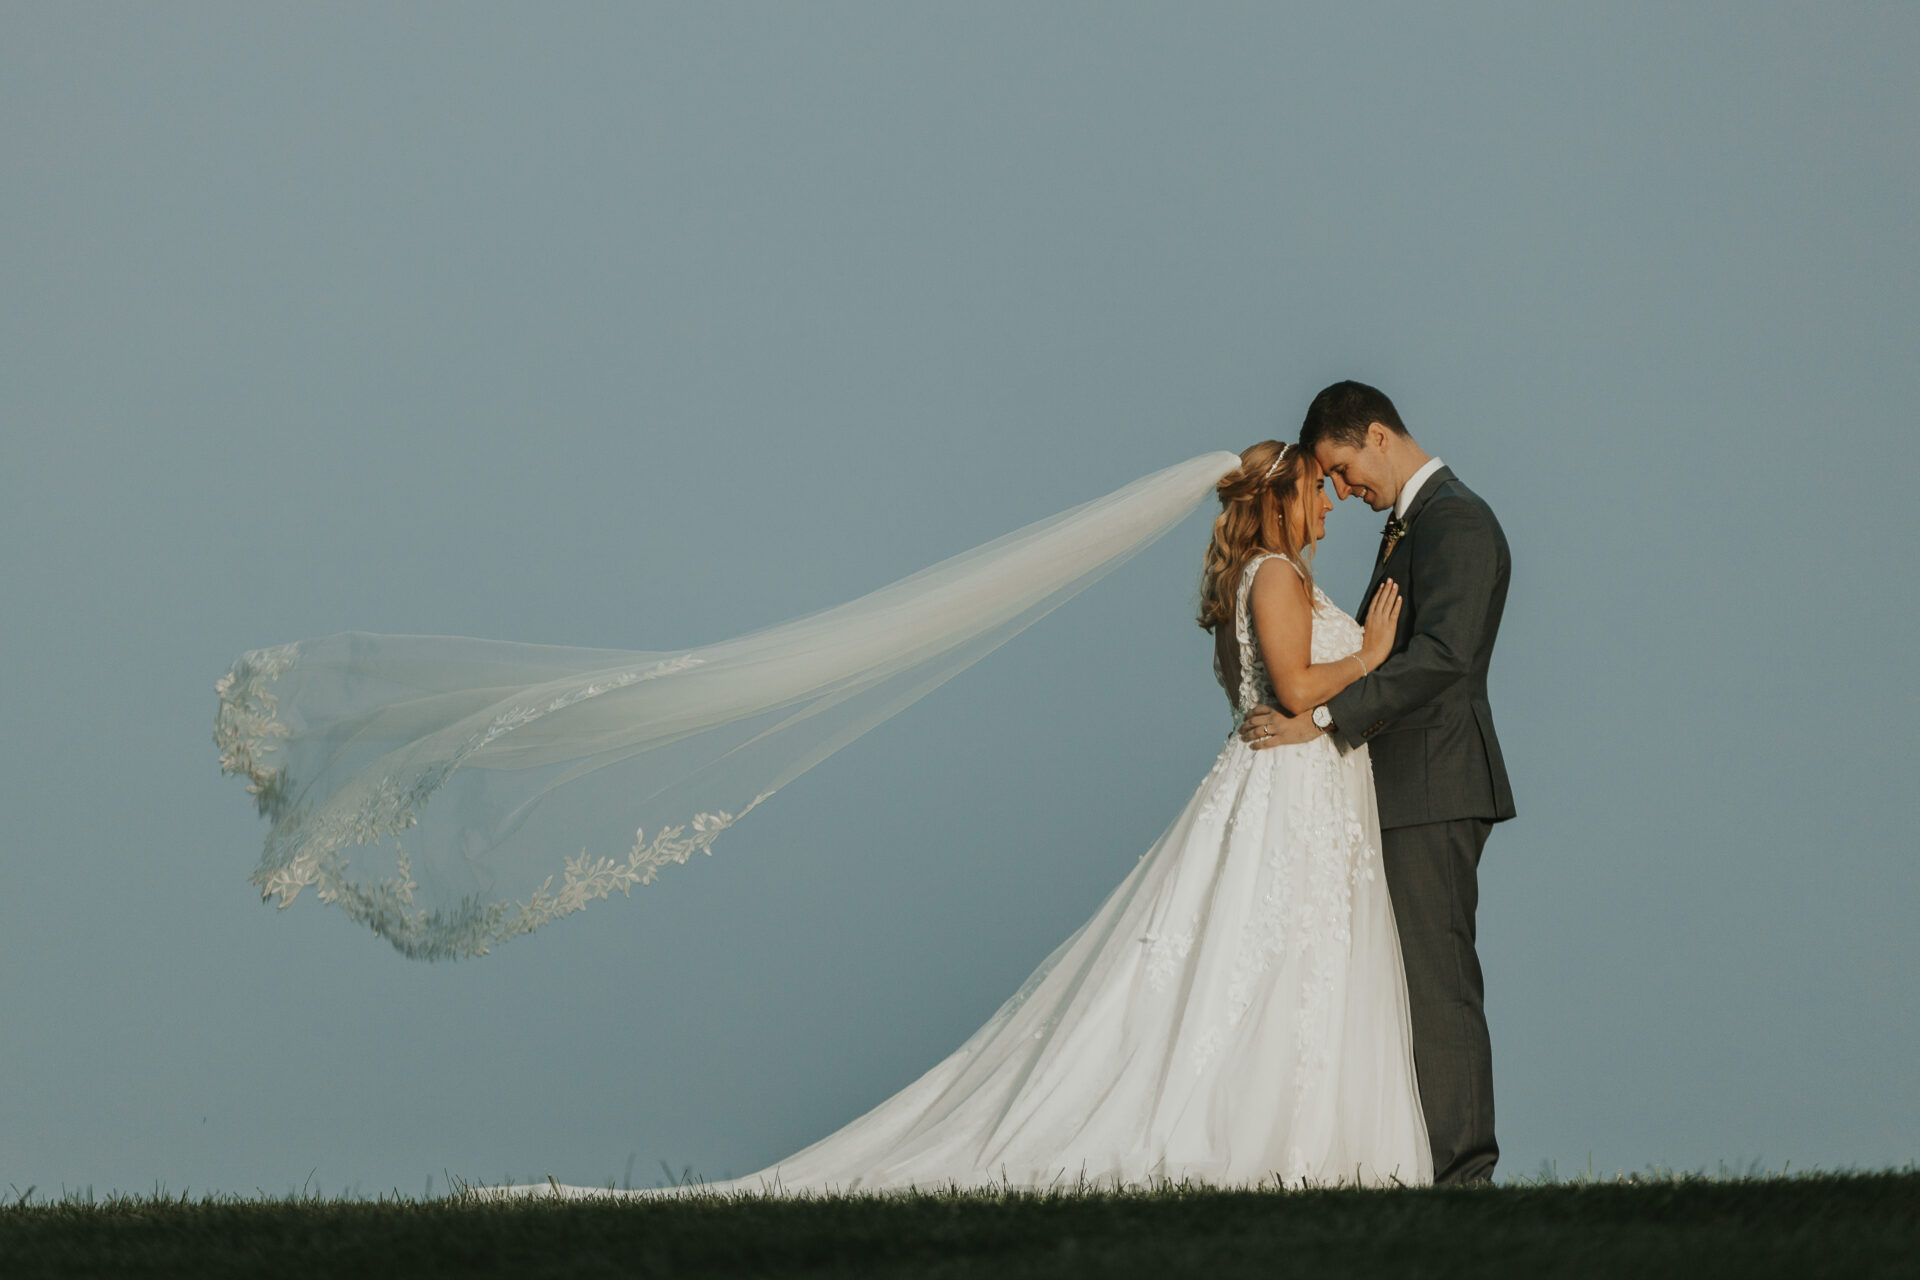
1249 560 1400 716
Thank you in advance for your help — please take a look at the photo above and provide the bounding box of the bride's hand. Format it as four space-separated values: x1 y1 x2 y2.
1361 579 1402 670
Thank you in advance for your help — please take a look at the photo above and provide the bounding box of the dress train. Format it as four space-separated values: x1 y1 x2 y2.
493 552 1430 1197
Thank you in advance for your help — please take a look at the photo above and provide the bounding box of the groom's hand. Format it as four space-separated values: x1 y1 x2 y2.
1238 704 1321 750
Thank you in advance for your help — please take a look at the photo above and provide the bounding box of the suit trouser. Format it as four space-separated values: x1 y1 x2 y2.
1380 817 1498 1185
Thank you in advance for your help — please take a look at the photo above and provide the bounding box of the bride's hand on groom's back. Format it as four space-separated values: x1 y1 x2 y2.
1238 704 1320 750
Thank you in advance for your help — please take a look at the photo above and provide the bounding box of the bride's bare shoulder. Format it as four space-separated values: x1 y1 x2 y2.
1249 554 1309 597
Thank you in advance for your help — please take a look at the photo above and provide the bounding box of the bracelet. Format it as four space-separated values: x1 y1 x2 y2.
1351 653 1368 678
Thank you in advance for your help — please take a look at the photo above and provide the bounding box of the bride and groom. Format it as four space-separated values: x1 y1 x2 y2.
498 379 1514 1197
211 377 1509 1195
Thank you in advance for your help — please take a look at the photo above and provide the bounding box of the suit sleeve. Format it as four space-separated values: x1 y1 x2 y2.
1325 497 1497 750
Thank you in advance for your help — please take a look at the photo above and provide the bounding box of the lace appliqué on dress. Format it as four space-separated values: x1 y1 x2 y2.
1140 926 1196 993
1229 554 1282 726
1185 552 1385 1085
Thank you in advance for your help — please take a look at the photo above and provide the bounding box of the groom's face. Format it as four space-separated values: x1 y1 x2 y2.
1312 429 1395 512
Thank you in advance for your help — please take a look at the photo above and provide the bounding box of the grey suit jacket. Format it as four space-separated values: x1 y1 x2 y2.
1326 465 1517 830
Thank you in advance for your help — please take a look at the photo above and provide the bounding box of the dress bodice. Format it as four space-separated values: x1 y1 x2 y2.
1223 552 1364 723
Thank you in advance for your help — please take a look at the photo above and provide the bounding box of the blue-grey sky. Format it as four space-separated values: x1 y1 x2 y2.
4 2 1914 1196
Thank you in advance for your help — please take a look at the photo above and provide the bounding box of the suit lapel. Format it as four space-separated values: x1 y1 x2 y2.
1359 548 1392 617
1398 463 1454 528
1355 464 1455 613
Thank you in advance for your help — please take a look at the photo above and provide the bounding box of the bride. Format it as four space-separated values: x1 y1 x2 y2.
214 441 1428 1195
515 441 1426 1196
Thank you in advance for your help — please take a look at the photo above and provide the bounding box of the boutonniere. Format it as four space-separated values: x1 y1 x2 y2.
1381 516 1408 557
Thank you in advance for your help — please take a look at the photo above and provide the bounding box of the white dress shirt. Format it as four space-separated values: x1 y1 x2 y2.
1394 456 1445 520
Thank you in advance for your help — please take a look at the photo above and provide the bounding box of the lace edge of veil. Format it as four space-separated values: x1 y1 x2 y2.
213 641 764 961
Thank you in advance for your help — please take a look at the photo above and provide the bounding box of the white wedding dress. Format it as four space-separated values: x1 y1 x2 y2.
500 551 1431 1199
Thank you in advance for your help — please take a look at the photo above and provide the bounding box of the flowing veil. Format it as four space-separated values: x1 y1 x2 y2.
214 451 1242 961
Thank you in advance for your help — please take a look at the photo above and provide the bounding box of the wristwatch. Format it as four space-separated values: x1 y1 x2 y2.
1311 705 1334 734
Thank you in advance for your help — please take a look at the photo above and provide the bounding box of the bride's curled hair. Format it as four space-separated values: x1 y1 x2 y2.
1197 440 1320 687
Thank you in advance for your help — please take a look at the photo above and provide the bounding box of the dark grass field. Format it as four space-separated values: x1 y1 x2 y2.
4 1169 1915 1278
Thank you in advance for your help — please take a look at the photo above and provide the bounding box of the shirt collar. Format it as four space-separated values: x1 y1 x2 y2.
1394 456 1445 521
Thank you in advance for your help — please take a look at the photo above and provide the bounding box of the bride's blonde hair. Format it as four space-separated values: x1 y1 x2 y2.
1197 440 1320 647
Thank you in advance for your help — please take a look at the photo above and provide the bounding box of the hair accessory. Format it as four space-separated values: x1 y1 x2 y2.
1261 443 1291 482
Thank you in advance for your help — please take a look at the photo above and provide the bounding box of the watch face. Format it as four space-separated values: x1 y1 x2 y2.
1312 706 1331 728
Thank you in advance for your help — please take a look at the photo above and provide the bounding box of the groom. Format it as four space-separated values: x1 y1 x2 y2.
1242 380 1515 1186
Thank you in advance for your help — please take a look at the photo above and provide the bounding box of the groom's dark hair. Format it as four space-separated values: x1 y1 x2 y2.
1299 380 1408 450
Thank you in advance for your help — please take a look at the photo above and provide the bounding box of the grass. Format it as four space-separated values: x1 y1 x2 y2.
3 1165 1915 1278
